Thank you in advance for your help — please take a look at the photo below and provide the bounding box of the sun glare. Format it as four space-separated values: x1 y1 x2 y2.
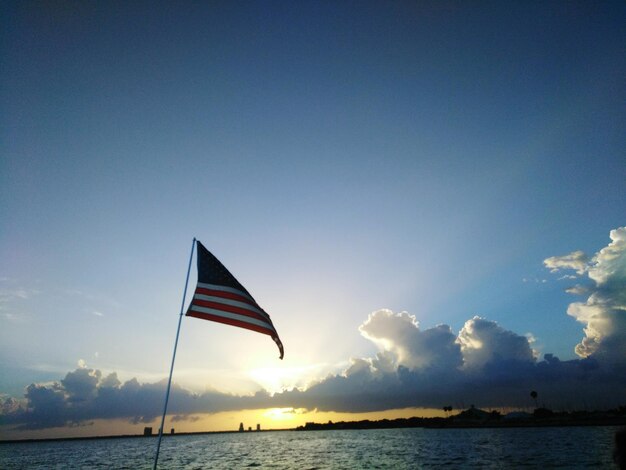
248 363 333 394
263 408 299 421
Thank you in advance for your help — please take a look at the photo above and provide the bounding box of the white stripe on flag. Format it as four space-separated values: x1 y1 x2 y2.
196 282 255 302
188 305 276 332
193 294 266 316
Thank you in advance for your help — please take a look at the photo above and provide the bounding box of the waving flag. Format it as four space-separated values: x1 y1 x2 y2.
186 241 284 359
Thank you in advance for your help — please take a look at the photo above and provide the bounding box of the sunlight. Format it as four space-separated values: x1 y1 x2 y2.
248 367 291 393
247 363 334 394
263 408 303 422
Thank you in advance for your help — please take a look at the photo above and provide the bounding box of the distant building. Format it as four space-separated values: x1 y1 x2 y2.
248 426 252 431
256 424 260 432
239 422 244 432
143 427 153 436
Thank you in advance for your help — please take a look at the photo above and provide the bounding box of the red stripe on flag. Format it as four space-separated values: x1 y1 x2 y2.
195 287 258 307
190 299 268 322
186 310 276 337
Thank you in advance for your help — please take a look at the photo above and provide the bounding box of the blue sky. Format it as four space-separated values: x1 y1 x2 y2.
1 1 625 436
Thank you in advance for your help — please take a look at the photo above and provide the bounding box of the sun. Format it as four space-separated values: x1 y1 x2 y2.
247 363 324 394
248 367 290 394
263 408 298 422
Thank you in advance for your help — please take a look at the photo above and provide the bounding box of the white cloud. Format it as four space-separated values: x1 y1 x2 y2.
565 285 588 295
543 250 589 275
561 227 626 361
0 287 39 304
457 316 535 368
358 309 462 370
587 227 626 285
0 284 39 321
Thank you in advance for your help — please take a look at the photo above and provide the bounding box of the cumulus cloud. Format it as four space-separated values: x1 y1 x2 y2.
62 368 101 403
457 316 535 368
2 227 625 430
359 310 462 370
0 395 23 415
5 306 625 429
2 313 625 430
555 227 626 361
543 250 589 275
587 228 626 285
1 366 265 429
271 308 623 412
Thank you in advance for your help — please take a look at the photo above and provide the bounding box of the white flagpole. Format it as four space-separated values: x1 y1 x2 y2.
153 237 196 470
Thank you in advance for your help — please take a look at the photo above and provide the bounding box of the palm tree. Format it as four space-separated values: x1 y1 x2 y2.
530 390 538 409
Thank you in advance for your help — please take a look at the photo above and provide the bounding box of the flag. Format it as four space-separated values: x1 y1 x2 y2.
186 241 284 359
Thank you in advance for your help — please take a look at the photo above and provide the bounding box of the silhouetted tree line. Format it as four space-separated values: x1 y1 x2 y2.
296 405 626 431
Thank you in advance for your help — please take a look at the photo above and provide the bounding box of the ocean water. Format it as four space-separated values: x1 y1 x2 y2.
0 426 620 469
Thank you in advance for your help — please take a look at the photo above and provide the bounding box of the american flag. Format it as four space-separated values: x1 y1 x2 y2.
186 241 284 359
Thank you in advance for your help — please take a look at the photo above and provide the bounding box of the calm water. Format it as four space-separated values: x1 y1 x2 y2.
0 426 620 469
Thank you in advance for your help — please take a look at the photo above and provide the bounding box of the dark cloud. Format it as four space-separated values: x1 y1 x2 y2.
2 368 263 429
61 368 101 403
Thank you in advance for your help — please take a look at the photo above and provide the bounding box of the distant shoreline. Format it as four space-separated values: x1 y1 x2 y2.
295 410 626 432
2 414 626 444
0 428 295 445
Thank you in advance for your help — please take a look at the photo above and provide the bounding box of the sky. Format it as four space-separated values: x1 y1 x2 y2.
1 1 625 439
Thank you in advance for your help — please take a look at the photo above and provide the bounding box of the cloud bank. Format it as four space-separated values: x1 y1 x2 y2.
2 227 625 429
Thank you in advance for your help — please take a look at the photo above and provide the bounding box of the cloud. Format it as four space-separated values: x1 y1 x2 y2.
271 307 623 412
62 368 101 403
457 316 535 368
1 367 277 429
565 285 588 295
3 227 625 430
543 250 589 275
5 307 625 429
358 309 462 370
560 227 626 361
171 414 201 423
0 283 40 321
0 395 23 415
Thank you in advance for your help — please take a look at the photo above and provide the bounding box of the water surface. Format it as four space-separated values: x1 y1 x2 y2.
0 426 618 469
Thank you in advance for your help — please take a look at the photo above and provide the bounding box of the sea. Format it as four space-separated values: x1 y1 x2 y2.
0 426 620 469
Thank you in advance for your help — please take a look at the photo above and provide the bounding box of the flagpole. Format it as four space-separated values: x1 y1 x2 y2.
153 237 196 470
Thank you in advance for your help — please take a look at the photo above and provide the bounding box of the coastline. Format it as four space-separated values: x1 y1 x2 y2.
3 412 625 444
